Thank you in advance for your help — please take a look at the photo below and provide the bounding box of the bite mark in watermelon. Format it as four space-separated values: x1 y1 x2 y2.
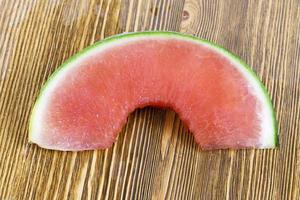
29 32 278 151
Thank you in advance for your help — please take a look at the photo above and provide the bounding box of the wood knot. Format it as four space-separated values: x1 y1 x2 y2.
182 10 190 21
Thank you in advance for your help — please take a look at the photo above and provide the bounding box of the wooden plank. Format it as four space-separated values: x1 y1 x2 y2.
0 0 299 199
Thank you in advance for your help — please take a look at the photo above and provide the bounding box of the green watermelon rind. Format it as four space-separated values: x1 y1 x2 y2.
29 31 278 147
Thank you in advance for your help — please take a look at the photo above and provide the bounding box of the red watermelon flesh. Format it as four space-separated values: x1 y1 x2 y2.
29 32 277 151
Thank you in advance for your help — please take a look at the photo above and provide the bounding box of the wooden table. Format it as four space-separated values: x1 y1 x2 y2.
1 0 299 199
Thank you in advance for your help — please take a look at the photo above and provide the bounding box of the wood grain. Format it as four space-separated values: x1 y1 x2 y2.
0 0 299 199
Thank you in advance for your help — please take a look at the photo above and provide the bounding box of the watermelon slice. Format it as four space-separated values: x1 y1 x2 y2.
29 32 278 151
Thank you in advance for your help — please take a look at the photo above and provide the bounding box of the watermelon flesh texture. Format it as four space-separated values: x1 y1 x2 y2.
30 34 277 151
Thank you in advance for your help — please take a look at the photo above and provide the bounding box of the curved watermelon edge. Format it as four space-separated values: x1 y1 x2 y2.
29 31 278 148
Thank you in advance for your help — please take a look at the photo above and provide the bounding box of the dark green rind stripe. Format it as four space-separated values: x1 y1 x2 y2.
29 31 278 147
